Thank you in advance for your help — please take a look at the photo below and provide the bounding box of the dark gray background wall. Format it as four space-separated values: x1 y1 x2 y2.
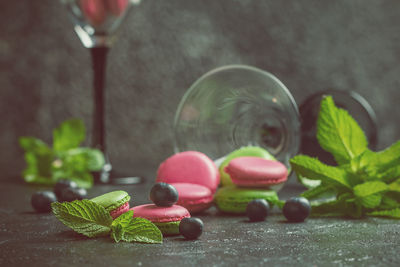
1 0 400 180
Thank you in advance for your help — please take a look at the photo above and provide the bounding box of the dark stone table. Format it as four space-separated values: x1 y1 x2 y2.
1 177 399 267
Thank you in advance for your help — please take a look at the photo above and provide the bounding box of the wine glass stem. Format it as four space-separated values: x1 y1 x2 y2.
90 46 109 153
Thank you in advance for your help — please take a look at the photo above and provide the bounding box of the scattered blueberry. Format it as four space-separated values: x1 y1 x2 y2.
59 187 87 202
179 217 203 240
54 179 78 199
31 191 57 213
150 183 179 207
283 197 311 222
246 199 270 222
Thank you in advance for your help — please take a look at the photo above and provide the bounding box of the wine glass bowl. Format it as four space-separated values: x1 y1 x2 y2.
61 0 140 47
174 65 301 167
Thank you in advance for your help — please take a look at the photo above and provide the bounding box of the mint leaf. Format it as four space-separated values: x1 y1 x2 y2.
19 137 55 183
310 200 346 217
51 199 112 237
316 96 368 165
111 224 124 243
290 155 352 189
353 181 388 197
379 194 400 210
62 148 105 171
19 137 51 153
389 179 400 193
53 119 85 152
111 211 162 244
367 208 400 219
357 194 382 209
300 184 335 200
297 174 321 189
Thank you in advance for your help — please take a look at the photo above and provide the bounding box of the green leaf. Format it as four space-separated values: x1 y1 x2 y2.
357 194 382 209
290 155 352 189
367 208 400 219
310 199 347 217
353 181 388 197
19 137 55 184
51 199 112 237
379 194 400 210
389 179 400 193
360 142 400 182
111 224 124 243
68 173 94 189
111 211 162 244
53 119 85 152
301 184 335 200
19 137 52 153
316 96 368 165
297 175 321 189
372 140 400 167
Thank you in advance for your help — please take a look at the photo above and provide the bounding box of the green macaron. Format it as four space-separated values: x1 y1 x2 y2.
219 146 276 186
214 185 279 214
91 190 130 212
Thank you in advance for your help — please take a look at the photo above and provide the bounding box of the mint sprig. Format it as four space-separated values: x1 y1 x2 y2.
19 119 105 188
291 96 400 219
111 211 162 244
51 199 113 237
52 200 163 244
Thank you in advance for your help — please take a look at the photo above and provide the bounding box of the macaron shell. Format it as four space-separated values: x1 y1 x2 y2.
219 146 276 186
157 151 220 192
131 204 190 223
170 183 214 213
214 185 279 214
90 190 130 212
225 157 288 187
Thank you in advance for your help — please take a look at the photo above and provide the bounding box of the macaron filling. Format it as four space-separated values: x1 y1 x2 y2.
109 201 130 219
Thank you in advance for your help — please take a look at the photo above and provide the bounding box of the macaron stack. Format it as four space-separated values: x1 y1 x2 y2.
131 183 191 236
215 146 288 214
156 151 220 214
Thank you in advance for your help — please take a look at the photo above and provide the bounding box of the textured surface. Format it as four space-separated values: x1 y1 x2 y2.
1 177 400 266
2 0 400 179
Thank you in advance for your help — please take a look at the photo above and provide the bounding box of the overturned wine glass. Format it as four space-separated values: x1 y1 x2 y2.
173 65 301 171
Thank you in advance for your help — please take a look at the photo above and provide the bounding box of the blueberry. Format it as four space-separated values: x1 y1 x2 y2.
150 183 178 207
31 191 57 213
283 197 311 222
246 199 270 222
59 187 87 202
54 179 78 199
179 217 203 240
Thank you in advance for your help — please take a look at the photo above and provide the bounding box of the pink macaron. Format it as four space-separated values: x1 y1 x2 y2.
157 151 220 192
156 151 219 213
224 157 288 187
131 204 190 236
169 183 214 213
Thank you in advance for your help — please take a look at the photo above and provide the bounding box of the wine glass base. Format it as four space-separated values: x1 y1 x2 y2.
92 167 144 185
